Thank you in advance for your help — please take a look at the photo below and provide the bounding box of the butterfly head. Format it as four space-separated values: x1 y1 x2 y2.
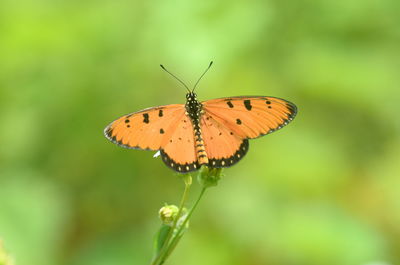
185 92 202 121
186 92 198 103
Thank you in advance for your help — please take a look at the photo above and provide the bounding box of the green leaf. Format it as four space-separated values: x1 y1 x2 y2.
152 224 172 259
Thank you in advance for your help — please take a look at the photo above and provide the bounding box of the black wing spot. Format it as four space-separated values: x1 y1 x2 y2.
227 101 234 108
158 109 163 117
143 113 150 123
179 137 182 140
169 139 173 143
268 106 272 109
127 125 131 128
219 132 222 136
160 128 165 134
266 100 271 104
125 119 130 123
244 100 252 110
236 119 242 125
230 132 233 135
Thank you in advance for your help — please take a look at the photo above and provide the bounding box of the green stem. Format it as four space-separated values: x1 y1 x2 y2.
158 187 207 265
151 176 192 265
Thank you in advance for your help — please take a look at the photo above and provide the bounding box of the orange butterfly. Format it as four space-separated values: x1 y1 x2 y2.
104 62 297 173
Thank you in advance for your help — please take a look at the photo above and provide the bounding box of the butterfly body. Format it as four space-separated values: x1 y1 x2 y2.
105 93 297 173
184 92 209 166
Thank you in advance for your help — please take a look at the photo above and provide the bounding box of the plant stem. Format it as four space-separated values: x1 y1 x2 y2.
151 176 192 265
158 187 207 265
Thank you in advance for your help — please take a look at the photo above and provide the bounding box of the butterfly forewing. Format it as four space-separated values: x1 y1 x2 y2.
104 104 185 150
198 96 297 168
202 96 297 139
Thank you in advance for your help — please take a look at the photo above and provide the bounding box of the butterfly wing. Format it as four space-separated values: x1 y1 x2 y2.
200 96 297 167
159 116 199 172
202 96 297 139
104 104 199 172
104 104 186 150
200 114 249 168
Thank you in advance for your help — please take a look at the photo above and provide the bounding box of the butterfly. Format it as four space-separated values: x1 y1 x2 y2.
104 62 297 173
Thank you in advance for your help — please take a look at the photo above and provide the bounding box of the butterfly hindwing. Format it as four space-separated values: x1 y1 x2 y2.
104 104 185 150
160 115 199 172
202 96 297 139
200 113 249 168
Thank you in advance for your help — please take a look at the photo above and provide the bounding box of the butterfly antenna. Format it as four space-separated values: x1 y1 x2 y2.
192 61 213 92
160 64 191 93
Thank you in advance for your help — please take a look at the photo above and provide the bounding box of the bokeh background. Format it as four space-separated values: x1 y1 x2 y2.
0 0 399 265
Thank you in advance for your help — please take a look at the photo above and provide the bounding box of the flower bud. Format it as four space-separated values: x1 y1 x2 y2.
197 167 223 188
158 205 179 225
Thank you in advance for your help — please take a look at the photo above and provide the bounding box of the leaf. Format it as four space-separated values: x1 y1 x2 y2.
152 224 172 259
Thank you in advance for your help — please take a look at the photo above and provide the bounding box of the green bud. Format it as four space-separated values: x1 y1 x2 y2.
197 166 223 188
178 173 192 186
158 205 179 225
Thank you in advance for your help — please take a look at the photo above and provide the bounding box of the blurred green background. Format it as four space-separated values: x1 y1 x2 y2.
0 0 399 264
